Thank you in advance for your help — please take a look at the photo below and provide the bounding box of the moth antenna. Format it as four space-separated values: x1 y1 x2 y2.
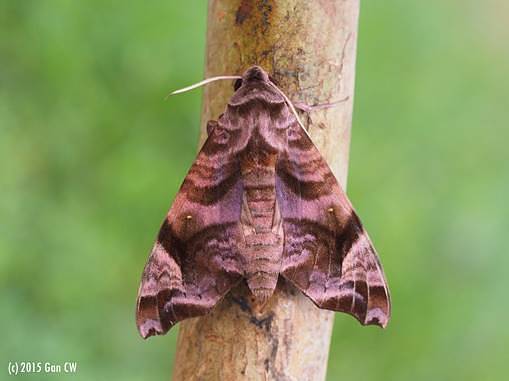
166 75 242 99
267 82 311 138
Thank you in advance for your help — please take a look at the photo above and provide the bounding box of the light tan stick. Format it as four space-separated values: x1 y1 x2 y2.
172 1 360 380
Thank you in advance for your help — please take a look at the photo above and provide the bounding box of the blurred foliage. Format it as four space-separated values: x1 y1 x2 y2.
1 1 508 380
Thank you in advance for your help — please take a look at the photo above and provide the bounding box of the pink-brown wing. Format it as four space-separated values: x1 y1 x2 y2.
136 121 244 338
276 123 391 327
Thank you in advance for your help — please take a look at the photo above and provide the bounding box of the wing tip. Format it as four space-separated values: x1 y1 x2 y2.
307 293 390 329
362 307 390 329
137 318 171 339
135 293 174 339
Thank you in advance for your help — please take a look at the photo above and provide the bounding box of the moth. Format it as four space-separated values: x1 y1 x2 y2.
136 65 390 339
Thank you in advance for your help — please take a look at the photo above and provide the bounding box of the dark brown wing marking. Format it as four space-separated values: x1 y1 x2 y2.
276 122 391 328
136 121 244 338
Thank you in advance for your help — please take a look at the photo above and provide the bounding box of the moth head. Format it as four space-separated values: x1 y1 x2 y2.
242 65 270 83
229 66 285 107
233 66 271 91
167 66 306 136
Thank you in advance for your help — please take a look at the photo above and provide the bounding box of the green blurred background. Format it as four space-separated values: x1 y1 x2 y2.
1 1 508 380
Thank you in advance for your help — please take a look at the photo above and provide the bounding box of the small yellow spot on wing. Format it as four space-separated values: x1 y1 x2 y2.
185 215 193 220
327 207 334 213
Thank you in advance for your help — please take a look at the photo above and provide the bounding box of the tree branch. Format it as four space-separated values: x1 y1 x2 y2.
172 1 360 380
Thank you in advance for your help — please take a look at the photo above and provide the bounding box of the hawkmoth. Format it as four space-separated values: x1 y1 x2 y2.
136 66 390 339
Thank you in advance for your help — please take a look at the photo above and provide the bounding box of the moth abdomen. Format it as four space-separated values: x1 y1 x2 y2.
246 266 279 301
241 230 282 298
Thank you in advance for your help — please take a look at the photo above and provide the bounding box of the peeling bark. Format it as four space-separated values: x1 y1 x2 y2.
172 1 360 380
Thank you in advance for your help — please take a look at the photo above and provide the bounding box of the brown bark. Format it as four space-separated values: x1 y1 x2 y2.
172 1 360 380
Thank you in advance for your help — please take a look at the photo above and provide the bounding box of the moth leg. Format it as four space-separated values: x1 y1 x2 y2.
293 97 349 113
207 119 223 136
206 120 218 136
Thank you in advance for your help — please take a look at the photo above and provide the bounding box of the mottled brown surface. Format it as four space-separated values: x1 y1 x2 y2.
173 1 364 380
